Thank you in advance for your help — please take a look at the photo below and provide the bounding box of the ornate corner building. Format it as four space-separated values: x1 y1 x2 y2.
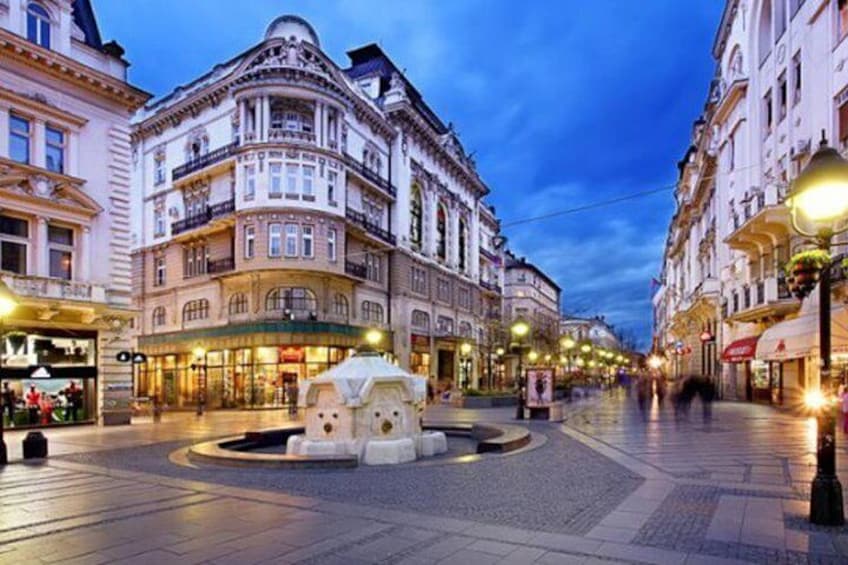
0 0 149 426
130 16 506 410
654 0 848 407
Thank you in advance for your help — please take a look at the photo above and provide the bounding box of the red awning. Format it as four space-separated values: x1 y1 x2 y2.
721 336 759 363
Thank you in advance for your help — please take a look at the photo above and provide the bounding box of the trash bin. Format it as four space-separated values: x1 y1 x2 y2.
22 431 48 459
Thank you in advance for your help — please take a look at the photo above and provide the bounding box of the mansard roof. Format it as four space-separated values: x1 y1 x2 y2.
72 0 103 50
505 251 562 293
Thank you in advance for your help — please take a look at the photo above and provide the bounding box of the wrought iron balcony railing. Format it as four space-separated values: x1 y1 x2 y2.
343 153 397 197
208 257 235 274
344 260 367 279
345 208 396 245
171 198 236 236
172 142 239 182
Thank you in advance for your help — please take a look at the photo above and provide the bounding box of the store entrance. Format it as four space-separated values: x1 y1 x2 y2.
437 349 455 390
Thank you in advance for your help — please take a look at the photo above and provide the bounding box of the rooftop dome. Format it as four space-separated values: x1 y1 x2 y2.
264 15 320 46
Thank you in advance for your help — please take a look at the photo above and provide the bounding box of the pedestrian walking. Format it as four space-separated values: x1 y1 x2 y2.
2 381 15 427
25 384 40 425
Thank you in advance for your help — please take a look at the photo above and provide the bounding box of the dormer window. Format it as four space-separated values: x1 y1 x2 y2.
26 3 51 49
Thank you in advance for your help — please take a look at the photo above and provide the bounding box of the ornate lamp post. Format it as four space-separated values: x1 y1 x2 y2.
785 132 848 526
0 284 18 466
495 347 505 390
510 320 530 420
191 346 207 416
560 336 576 379
459 342 473 390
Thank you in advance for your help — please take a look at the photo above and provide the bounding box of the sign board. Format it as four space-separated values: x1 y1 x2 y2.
526 368 554 407
30 366 51 379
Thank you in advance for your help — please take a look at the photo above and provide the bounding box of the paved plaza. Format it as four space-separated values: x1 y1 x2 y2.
2 394 848 564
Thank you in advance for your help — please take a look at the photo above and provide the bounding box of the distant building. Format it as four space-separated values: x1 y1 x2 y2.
0 0 148 427
503 251 561 354
560 316 621 351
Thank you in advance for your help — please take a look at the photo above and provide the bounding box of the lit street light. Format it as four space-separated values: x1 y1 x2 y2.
459 342 473 389
510 320 530 420
191 346 207 416
785 131 848 526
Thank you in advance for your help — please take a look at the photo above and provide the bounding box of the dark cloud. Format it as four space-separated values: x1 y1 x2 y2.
96 0 724 350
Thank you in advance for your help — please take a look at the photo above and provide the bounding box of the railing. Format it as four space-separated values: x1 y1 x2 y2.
344 260 367 279
343 153 397 197
479 279 502 294
345 208 397 245
480 247 499 262
172 142 239 181
171 197 236 236
727 184 786 235
268 128 316 144
208 257 235 274
1 274 106 303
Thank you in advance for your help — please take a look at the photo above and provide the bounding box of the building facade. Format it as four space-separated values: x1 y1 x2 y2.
655 0 848 406
130 16 505 409
0 0 148 427
560 316 622 351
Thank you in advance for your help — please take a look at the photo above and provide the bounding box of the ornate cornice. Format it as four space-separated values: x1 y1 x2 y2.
0 28 149 111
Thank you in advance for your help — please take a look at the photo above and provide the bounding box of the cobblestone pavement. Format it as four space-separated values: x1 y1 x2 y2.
3 395 848 563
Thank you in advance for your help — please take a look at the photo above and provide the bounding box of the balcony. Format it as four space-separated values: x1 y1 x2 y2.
1 274 107 303
345 208 397 246
171 198 236 236
344 260 367 279
268 128 316 144
208 257 235 274
172 142 239 182
726 275 797 323
725 184 791 257
480 247 499 262
479 278 502 294
343 153 397 198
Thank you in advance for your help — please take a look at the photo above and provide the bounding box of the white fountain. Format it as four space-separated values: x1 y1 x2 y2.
286 349 448 465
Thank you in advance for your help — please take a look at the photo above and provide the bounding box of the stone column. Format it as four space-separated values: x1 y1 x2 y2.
33 121 46 169
261 96 271 142
314 102 322 146
239 100 247 141
79 226 91 281
67 131 79 177
37 217 49 276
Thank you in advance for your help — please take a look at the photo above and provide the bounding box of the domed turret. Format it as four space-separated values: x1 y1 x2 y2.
264 15 320 46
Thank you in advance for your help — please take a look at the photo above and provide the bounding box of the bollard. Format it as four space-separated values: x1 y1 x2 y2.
22 431 48 459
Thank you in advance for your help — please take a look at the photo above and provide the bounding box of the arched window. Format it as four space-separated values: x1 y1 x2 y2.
727 45 743 80
152 306 166 328
26 3 51 49
411 310 430 333
266 287 318 318
758 0 772 64
229 293 247 315
182 299 209 322
458 218 468 273
410 183 423 247
333 293 349 318
436 203 447 261
458 321 473 338
361 301 384 323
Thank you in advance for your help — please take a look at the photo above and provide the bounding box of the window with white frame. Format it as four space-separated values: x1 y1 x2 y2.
26 3 51 49
458 218 468 273
362 197 382 227
45 125 65 173
268 223 281 257
792 51 801 105
229 293 247 315
48 225 73 280
182 299 209 322
365 252 382 283
436 204 447 261
361 300 384 323
0 215 28 275
9 115 31 165
436 315 454 335
437 278 450 303
410 266 427 295
286 164 298 195
154 209 166 237
269 163 282 198
152 306 166 328
457 286 471 310
333 293 349 318
762 90 773 138
777 71 787 122
154 153 166 185
154 255 166 287
327 227 337 261
411 310 430 333
327 170 337 204
244 225 255 258
244 164 256 200
302 225 314 258
285 224 298 257
302 165 314 197
183 244 208 278
184 192 208 219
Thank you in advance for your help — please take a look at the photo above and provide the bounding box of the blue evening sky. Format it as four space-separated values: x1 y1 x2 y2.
95 1 724 350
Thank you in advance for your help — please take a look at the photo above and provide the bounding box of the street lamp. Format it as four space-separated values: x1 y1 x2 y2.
364 328 383 350
528 350 539 365
510 319 530 420
191 346 207 416
786 132 848 526
560 336 576 380
495 347 505 390
459 342 473 389
0 281 17 466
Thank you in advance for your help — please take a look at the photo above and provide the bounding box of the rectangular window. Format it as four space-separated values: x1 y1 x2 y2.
182 245 208 278
302 165 314 197
410 266 427 295
268 223 281 257
763 90 773 137
458 287 471 309
286 164 298 194
9 115 31 164
154 256 166 287
154 157 166 185
437 278 450 303
49 249 72 280
792 51 802 106
327 170 337 204
841 0 848 41
728 130 736 172
327 228 337 261
244 225 255 258
269 163 282 197
285 223 298 257
45 125 65 173
0 216 28 275
302 225 314 258
154 209 165 237
366 253 382 283
244 164 256 200
777 71 787 122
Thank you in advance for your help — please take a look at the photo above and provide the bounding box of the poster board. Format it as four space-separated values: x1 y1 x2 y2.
526 368 554 407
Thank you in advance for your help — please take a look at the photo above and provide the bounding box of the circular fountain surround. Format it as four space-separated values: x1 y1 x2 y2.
286 350 447 465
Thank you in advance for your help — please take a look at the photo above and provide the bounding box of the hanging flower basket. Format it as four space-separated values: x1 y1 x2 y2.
785 250 830 300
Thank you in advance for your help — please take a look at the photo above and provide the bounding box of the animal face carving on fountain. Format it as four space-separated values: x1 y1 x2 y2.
367 388 406 439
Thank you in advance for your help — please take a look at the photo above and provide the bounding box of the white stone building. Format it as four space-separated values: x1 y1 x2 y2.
655 0 848 406
0 0 148 426
129 16 505 409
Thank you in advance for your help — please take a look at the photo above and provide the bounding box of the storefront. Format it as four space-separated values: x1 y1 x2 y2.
410 334 431 377
721 335 760 401
0 328 98 428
